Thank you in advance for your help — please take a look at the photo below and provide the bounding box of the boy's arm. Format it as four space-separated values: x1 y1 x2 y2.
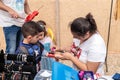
0 0 21 18
15 46 28 55
24 0 31 14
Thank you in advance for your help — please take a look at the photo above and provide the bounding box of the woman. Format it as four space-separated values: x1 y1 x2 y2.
55 13 106 75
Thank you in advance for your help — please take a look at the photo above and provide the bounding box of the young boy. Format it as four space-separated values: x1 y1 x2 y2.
15 21 46 79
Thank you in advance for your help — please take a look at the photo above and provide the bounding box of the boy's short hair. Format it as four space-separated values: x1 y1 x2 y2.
22 21 43 38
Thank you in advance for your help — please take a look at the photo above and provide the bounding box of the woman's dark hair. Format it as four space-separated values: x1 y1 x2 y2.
37 20 47 36
70 13 97 36
22 21 43 38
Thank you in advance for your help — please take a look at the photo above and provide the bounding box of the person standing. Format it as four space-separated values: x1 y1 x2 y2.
0 0 31 54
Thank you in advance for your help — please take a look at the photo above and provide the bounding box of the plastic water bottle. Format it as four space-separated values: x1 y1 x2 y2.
16 0 24 11
34 70 52 80
40 42 54 71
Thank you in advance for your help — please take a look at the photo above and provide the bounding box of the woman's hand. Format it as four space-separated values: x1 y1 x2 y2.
54 53 64 59
54 52 73 60
62 52 73 60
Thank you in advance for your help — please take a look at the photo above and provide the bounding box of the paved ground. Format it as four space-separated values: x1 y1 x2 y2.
105 54 120 75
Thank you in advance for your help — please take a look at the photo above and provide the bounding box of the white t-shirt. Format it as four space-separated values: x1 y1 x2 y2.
0 0 26 27
74 33 106 75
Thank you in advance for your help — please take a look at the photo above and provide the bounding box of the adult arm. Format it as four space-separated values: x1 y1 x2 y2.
55 52 100 74
69 54 100 73
0 0 12 12
24 0 31 14
0 0 20 18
